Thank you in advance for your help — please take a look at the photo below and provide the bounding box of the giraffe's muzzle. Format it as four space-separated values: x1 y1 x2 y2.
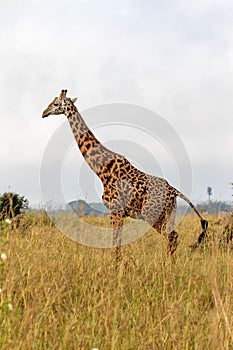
42 110 49 118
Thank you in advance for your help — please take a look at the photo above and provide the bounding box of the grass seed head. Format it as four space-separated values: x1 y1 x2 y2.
1 253 7 261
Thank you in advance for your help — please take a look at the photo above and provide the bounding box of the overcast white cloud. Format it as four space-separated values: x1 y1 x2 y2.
0 0 233 204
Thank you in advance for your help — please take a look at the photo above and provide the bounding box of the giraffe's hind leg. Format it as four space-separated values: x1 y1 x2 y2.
154 221 179 255
160 198 179 255
167 230 179 255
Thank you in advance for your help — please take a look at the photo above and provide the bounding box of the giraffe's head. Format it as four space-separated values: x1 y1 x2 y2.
42 89 78 118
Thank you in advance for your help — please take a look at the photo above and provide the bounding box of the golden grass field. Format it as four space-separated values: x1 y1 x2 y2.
0 211 233 350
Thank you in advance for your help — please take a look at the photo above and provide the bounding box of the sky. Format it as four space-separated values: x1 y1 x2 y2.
0 0 233 206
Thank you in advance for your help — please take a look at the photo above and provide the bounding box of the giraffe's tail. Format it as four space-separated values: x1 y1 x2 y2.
176 190 208 249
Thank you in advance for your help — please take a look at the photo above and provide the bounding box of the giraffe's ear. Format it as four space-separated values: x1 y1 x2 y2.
72 97 78 103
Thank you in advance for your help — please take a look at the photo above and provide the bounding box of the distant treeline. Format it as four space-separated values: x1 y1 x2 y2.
67 199 232 216
196 201 232 214
179 201 232 215
67 200 108 216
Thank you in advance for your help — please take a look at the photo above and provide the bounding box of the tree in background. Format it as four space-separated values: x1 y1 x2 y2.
207 186 212 202
0 192 28 220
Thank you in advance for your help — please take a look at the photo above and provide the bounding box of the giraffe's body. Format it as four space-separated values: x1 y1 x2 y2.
42 90 208 258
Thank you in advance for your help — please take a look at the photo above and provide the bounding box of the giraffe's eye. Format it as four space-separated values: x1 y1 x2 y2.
54 103 59 106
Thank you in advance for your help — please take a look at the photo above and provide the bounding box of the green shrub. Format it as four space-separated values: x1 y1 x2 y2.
0 192 28 220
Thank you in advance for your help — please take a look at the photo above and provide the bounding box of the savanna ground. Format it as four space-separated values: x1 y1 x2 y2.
0 211 233 350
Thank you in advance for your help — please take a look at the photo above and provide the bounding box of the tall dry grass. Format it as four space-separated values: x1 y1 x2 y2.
0 211 233 349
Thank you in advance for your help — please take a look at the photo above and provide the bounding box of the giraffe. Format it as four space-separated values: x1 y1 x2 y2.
42 89 208 259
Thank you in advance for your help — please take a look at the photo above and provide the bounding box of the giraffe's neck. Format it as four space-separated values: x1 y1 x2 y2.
66 106 120 177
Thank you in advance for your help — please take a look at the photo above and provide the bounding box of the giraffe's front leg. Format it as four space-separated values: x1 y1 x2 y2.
110 212 124 262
